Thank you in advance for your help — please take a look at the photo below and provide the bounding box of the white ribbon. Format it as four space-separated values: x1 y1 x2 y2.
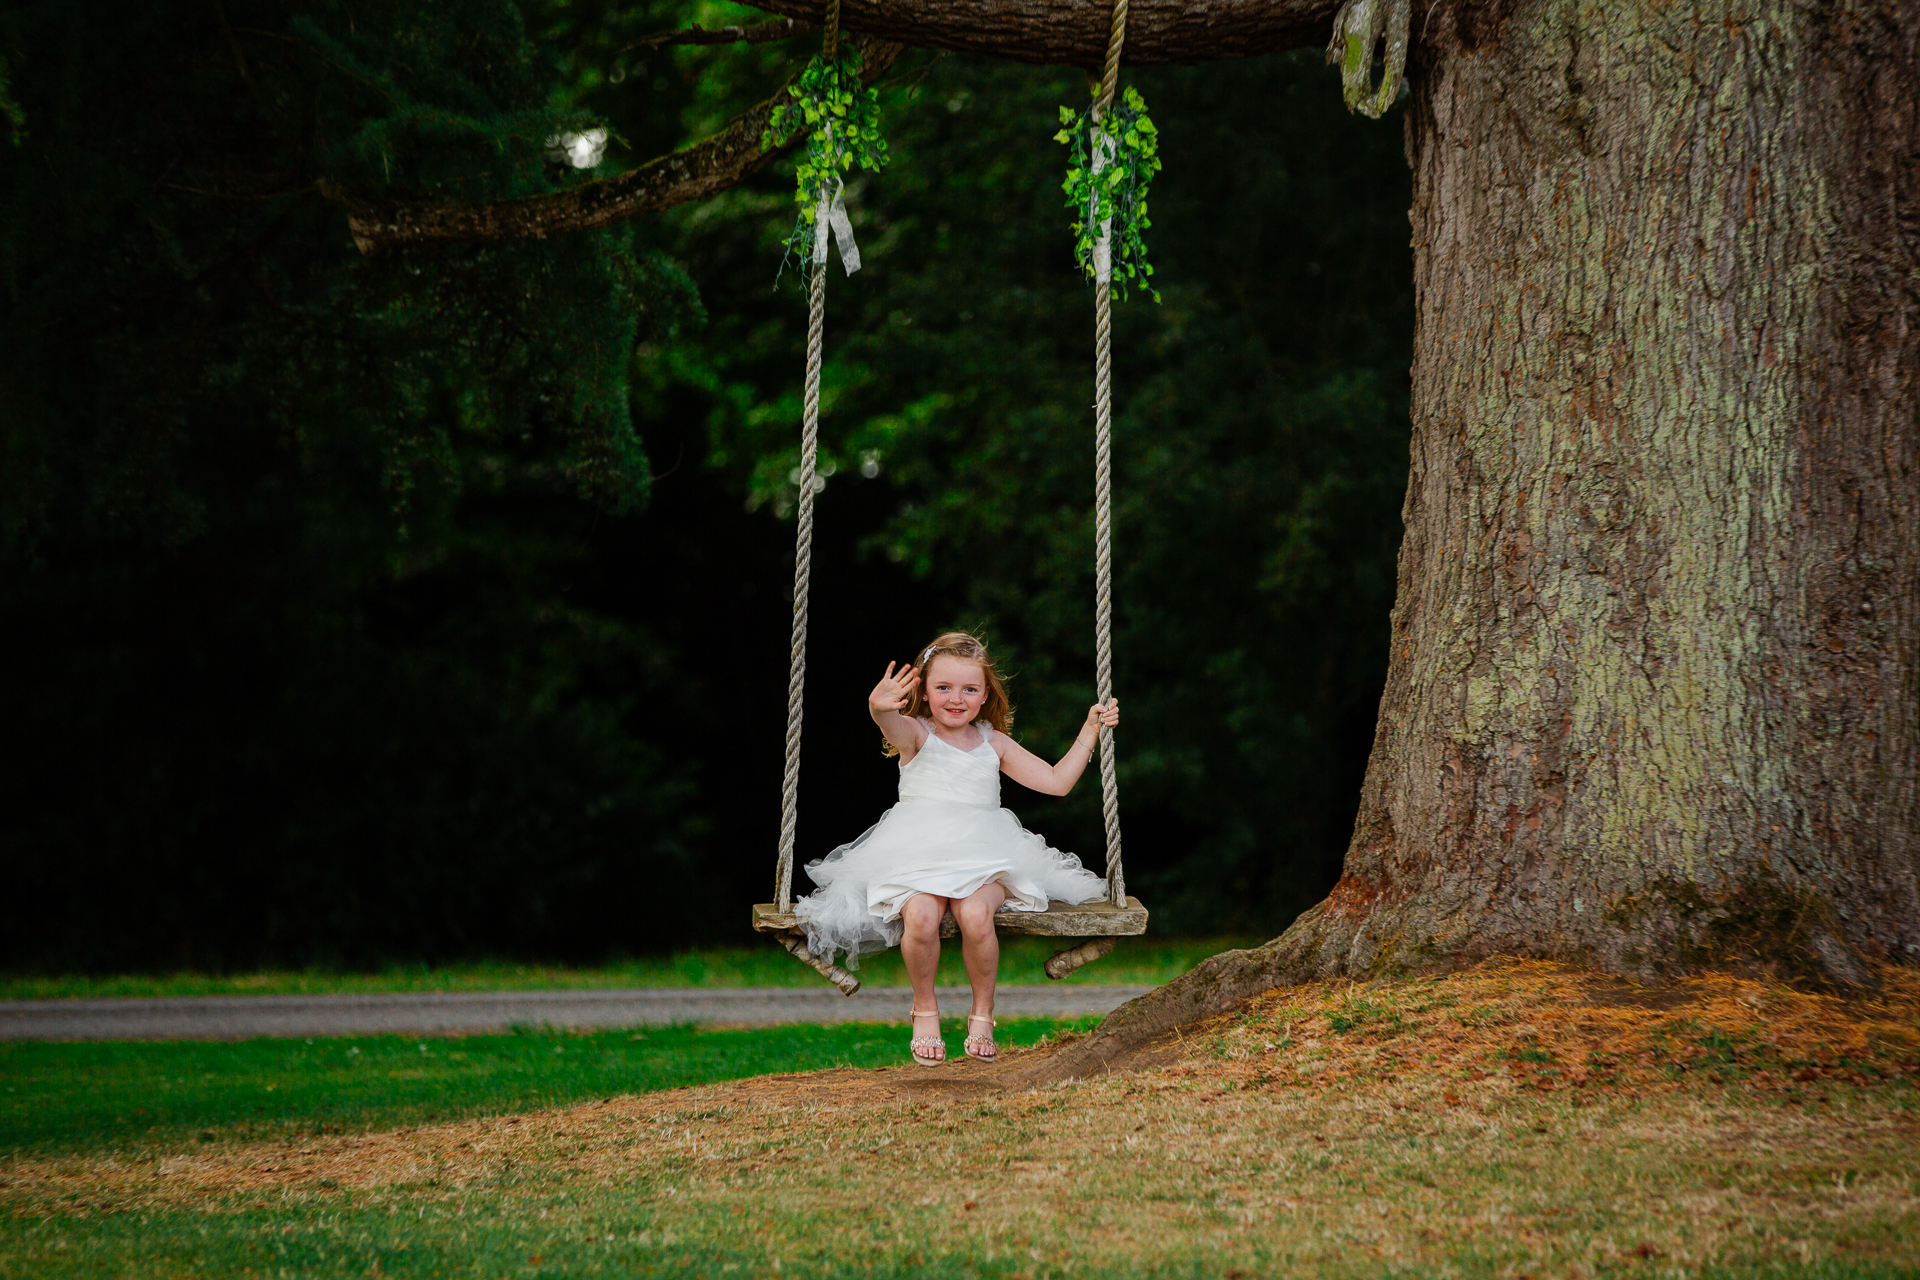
809 124 862 275
1090 128 1115 284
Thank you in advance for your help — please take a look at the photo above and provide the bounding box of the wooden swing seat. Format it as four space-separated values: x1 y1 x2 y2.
751 897 1148 994
751 896 1148 939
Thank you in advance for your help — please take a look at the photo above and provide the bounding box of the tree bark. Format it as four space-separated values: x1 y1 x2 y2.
1340 0 1920 985
1037 0 1920 1078
333 39 904 255
740 0 1338 66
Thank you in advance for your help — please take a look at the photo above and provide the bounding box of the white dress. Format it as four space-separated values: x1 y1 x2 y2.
793 719 1108 966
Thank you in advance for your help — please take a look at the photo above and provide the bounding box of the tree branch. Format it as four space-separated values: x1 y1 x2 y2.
623 19 818 52
330 0 1348 253
330 38 905 255
741 0 1342 67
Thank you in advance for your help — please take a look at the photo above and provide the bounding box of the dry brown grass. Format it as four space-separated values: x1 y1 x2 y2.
5 960 1918 1278
1192 958 1920 1098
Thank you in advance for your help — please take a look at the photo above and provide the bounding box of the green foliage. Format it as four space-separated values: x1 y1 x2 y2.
3 3 1412 960
0 54 22 146
761 46 889 269
1054 85 1162 301
0 0 707 970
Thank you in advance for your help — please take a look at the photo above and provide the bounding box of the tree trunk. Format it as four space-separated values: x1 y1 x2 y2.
1040 0 1920 1078
1346 0 1920 983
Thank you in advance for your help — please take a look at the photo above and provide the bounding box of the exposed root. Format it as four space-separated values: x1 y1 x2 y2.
1017 902 1341 1081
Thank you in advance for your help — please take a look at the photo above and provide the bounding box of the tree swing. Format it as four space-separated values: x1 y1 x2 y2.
750 0 1152 995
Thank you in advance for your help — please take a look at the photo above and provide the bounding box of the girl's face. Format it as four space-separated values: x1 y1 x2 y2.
923 656 988 731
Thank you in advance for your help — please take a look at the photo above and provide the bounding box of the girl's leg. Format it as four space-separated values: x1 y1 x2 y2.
953 882 1008 1047
899 893 949 1063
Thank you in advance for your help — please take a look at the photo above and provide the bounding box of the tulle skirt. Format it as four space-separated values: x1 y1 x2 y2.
792 798 1107 967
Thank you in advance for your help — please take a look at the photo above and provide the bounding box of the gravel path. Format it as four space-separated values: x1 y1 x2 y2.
0 985 1154 1041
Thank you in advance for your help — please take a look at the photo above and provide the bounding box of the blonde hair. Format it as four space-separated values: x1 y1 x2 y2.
885 631 1014 756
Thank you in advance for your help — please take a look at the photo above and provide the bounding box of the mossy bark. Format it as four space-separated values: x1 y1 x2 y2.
1044 0 1919 1077
1341 0 1920 986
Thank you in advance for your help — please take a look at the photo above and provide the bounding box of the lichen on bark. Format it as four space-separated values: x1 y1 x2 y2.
1325 0 1411 118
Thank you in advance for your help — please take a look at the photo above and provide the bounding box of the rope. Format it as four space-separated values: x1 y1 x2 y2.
1092 0 1127 908
1096 0 1127 115
775 254 826 913
775 3 841 914
1094 274 1123 907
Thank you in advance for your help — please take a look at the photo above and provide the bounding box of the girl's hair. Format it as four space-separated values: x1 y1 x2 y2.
885 631 1014 756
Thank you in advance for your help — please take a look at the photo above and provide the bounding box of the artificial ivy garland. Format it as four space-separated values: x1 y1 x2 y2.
1054 85 1162 303
761 47 888 272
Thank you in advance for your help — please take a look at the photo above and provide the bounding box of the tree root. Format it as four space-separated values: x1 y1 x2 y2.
1016 874 1905 1086
1015 903 1342 1083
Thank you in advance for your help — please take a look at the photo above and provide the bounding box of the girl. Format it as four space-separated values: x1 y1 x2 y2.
793 632 1119 1066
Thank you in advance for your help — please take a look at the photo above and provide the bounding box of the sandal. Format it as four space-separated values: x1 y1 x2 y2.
909 1008 945 1067
964 1014 997 1062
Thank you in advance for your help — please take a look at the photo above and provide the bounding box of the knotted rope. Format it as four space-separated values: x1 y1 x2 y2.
775 0 843 913
1092 0 1128 907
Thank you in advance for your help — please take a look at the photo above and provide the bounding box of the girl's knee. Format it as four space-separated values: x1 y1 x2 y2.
955 899 997 936
901 895 945 937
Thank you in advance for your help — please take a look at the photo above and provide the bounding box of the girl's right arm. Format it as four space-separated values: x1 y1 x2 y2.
868 662 924 762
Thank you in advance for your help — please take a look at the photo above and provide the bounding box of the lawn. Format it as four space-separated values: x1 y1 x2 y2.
3 961 1916 1279
0 1017 1096 1157
0 937 1253 1000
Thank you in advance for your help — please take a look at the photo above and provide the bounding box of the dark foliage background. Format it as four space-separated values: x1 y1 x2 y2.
0 0 1410 971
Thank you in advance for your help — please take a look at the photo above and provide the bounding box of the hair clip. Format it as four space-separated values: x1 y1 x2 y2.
920 645 936 665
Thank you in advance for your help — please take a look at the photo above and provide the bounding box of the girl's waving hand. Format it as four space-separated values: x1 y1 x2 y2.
868 661 920 714
868 661 925 760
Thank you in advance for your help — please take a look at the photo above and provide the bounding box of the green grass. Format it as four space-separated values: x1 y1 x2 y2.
7 965 1917 1279
0 1017 1095 1157
3 1207 1911 1280
0 936 1253 1000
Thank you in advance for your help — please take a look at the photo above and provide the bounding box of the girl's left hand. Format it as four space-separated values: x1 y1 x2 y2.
1084 699 1119 733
